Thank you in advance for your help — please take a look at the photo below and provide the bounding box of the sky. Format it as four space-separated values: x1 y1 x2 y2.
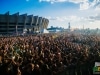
0 0 100 29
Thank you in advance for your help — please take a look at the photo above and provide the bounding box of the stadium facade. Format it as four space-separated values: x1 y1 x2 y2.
0 12 49 35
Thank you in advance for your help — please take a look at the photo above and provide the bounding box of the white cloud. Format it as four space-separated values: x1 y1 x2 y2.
46 15 82 22
39 0 51 2
39 0 88 3
68 0 88 4
90 0 100 7
88 20 100 29
68 0 90 10
95 4 100 11
46 14 100 29
46 16 67 21
89 13 100 20
39 0 68 4
80 2 90 10
39 0 100 10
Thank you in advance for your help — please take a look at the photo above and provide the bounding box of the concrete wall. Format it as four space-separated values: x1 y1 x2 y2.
0 12 49 35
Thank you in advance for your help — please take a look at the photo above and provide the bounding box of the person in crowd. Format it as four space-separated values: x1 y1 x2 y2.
0 33 100 75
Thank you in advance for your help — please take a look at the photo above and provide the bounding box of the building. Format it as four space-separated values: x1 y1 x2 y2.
68 22 71 31
47 26 64 33
0 12 49 35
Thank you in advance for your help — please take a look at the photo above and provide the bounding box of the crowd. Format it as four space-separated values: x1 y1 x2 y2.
0 33 100 75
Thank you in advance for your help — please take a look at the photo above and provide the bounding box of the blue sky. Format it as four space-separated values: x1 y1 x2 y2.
0 0 100 29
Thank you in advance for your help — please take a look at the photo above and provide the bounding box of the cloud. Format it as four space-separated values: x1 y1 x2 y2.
80 2 90 10
39 0 88 3
67 0 90 10
89 13 100 20
46 13 100 25
95 4 100 11
46 15 82 22
39 0 68 4
39 0 67 3
45 16 57 20
46 16 66 21
69 0 88 4
46 14 100 29
39 0 100 10
90 0 100 7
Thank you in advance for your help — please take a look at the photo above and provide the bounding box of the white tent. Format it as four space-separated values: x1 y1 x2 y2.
42 29 49 33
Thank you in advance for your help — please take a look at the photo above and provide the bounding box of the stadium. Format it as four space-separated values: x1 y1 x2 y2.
0 12 49 35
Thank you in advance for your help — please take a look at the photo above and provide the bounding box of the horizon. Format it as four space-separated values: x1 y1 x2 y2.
0 0 100 29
